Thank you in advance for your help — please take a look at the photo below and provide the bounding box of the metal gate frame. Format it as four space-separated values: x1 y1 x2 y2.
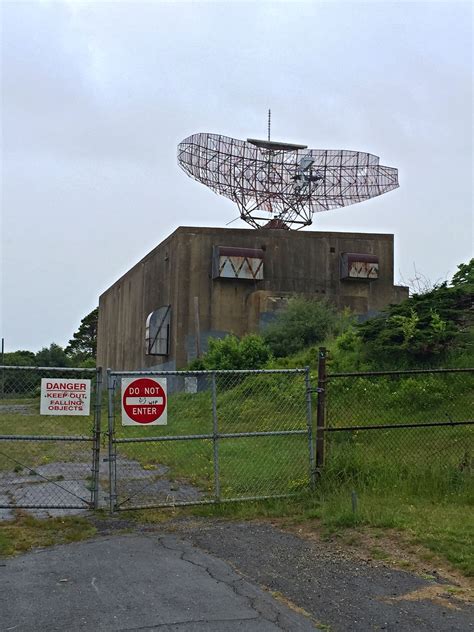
0 366 103 511
106 368 315 512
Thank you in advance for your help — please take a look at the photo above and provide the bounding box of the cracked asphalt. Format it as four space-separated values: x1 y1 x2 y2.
1 518 472 631
0 533 318 631
171 519 473 632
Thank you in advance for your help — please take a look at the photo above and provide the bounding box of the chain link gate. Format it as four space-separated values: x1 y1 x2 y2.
0 366 103 515
106 368 315 511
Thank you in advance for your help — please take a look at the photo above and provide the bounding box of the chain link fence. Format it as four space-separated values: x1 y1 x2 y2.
2 356 471 516
316 351 473 502
0 366 102 516
106 368 313 511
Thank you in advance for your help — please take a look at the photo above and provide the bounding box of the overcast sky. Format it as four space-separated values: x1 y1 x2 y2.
1 0 472 352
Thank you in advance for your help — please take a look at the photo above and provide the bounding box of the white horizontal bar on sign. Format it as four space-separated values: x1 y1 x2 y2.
126 397 164 406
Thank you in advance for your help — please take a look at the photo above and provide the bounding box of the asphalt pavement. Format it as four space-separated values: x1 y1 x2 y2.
1 518 472 631
175 519 473 632
0 533 318 631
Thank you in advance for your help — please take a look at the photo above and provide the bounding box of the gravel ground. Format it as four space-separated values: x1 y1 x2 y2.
160 518 473 632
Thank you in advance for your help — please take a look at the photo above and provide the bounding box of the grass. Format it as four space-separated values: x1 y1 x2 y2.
0 397 96 471
129 488 473 576
184 489 473 577
113 373 311 501
313 492 473 575
0 513 96 557
316 372 473 577
325 372 474 425
0 370 472 576
117 370 473 576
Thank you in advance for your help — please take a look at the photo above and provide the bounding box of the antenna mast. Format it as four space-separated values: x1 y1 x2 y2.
267 109 271 142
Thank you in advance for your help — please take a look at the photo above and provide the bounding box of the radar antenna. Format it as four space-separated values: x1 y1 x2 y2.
177 127 399 230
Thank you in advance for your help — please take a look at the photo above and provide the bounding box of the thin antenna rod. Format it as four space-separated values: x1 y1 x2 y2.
267 109 271 142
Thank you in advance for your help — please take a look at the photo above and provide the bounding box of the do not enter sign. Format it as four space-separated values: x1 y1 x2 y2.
121 377 167 426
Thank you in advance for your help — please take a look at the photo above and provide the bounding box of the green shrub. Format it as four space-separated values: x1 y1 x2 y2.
189 334 272 371
358 259 473 365
263 297 351 358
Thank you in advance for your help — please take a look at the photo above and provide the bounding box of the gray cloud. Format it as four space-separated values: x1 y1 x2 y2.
1 1 472 350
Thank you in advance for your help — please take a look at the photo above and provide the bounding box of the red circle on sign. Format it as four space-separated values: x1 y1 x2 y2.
122 378 167 424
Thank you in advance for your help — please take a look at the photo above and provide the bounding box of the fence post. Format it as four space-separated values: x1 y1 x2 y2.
305 367 316 489
1 338 4 400
91 366 103 509
211 372 220 502
107 369 117 513
316 347 327 472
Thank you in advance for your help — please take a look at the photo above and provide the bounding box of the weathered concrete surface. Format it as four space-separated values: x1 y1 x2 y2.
0 459 96 521
97 226 409 370
0 533 318 631
0 403 34 415
0 455 202 521
0 493 14 521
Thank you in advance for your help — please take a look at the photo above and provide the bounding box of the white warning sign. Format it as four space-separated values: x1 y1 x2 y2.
40 378 91 416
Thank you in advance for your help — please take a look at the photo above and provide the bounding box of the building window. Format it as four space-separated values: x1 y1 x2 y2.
212 246 264 280
340 253 379 280
145 306 171 355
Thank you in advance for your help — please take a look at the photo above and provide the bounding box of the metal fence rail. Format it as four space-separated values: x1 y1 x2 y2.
315 349 474 498
107 368 314 511
0 366 102 513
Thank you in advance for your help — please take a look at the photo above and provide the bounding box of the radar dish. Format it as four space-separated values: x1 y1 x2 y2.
177 132 399 230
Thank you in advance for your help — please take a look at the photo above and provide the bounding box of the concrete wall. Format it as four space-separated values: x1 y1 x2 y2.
97 226 408 370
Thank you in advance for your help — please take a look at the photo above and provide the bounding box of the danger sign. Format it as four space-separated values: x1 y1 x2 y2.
121 377 167 426
40 378 91 416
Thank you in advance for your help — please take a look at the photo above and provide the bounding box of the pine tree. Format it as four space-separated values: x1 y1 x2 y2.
65 307 98 361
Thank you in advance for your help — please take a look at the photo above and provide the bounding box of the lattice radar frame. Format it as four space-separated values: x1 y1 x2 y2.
177 133 399 230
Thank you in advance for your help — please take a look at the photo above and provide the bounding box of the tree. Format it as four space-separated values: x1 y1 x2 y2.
35 343 71 367
2 350 36 366
451 259 474 287
65 307 98 362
